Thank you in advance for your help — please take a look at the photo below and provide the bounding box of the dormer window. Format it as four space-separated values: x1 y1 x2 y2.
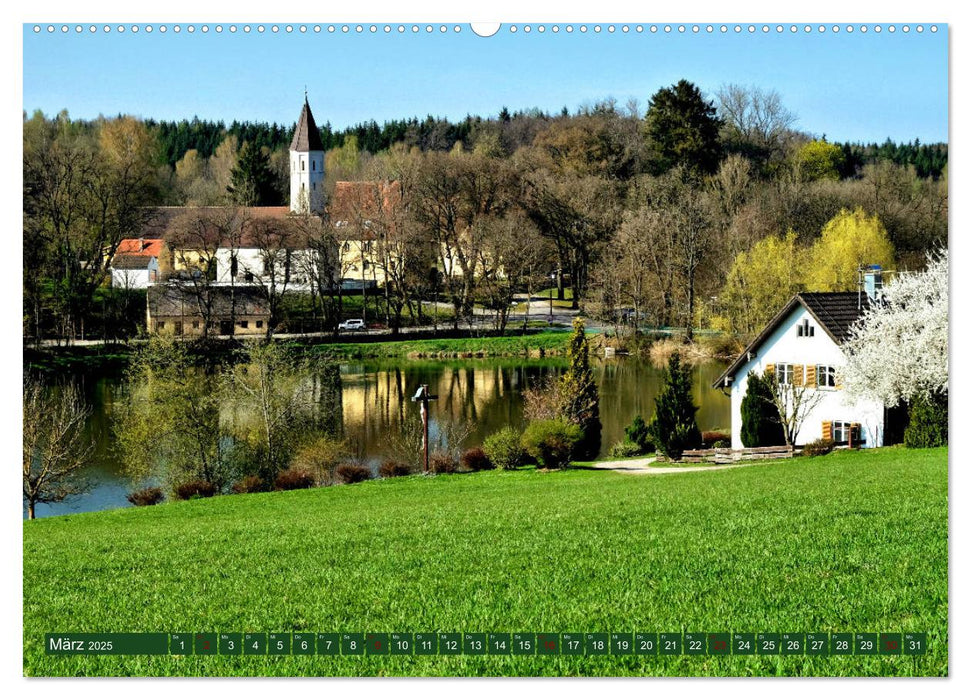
796 318 815 337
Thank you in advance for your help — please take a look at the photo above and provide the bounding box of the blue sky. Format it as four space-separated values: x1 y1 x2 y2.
23 23 948 143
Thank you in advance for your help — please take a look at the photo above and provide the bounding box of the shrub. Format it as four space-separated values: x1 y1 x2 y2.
274 467 316 491
521 419 584 470
904 391 948 448
740 372 785 447
126 487 164 507
429 451 458 474
335 463 372 484
484 427 527 470
624 414 654 454
608 440 641 458
378 459 413 478
802 438 835 457
231 475 265 494
713 439 731 449
702 430 731 447
290 436 349 485
173 480 218 500
804 437 834 456
460 447 494 472
648 353 702 460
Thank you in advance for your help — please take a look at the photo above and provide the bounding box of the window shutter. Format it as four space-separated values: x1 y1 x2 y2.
835 372 843 390
822 421 832 440
793 364 804 386
850 422 861 448
765 363 775 378
806 365 817 388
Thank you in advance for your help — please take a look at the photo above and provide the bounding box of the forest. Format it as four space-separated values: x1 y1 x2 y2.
23 80 948 343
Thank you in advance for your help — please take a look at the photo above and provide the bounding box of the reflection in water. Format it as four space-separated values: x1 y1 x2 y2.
27 357 729 518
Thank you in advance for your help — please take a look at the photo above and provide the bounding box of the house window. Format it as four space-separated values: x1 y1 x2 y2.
174 322 183 336
231 256 238 278
244 271 254 283
796 319 815 337
240 320 249 329
776 362 794 385
817 365 837 388
256 320 264 329
312 160 316 171
156 321 165 331
301 160 306 171
192 321 200 329
832 421 851 444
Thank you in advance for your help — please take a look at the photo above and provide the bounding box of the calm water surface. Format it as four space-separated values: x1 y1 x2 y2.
27 357 729 519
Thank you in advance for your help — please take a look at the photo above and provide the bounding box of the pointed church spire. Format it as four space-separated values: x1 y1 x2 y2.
290 95 324 152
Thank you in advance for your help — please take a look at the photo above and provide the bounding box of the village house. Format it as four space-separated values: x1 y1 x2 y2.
146 284 270 336
109 238 164 289
714 270 893 450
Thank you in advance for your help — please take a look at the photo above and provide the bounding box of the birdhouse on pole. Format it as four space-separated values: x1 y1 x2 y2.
411 384 439 473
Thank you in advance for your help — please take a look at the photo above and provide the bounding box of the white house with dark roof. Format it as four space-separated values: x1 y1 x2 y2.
713 285 887 450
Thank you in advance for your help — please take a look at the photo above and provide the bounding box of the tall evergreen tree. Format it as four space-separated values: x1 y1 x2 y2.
740 371 785 447
228 141 276 206
648 352 702 460
643 79 723 176
560 317 601 458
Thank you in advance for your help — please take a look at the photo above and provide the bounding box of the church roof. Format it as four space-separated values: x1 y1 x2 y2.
290 98 324 152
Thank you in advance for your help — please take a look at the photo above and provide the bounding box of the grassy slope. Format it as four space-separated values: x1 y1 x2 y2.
23 447 947 677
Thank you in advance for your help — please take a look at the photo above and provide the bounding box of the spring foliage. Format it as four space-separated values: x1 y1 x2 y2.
844 248 948 406
648 352 702 460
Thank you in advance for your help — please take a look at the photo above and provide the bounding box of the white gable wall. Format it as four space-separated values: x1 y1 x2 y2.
727 305 884 449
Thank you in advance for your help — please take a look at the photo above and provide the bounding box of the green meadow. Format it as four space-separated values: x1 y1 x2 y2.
23 447 947 677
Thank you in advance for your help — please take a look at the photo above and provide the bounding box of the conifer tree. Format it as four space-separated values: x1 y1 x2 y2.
228 141 276 206
648 352 702 460
560 317 601 458
740 371 785 447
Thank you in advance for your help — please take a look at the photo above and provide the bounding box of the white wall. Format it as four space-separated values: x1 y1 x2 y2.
110 258 158 289
214 246 319 292
728 305 884 449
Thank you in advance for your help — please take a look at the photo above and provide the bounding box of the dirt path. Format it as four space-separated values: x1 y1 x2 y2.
587 457 758 475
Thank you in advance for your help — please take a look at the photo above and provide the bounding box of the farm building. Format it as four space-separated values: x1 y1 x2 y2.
146 284 270 336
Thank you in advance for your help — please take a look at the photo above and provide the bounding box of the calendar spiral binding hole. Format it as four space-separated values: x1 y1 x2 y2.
33 23 939 35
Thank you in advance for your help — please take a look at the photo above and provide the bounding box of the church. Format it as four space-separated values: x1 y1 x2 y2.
138 97 397 335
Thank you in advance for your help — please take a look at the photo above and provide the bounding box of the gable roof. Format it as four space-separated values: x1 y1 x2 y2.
290 98 324 152
147 284 269 318
712 292 869 388
145 206 315 249
111 254 156 270
116 238 164 257
327 180 403 238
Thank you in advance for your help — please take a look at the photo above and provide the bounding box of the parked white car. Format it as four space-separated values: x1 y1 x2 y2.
338 318 366 331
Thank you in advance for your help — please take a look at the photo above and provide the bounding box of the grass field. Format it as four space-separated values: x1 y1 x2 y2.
23 447 947 677
298 330 571 359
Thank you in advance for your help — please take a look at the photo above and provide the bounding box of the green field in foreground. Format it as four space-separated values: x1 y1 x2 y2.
23 447 947 677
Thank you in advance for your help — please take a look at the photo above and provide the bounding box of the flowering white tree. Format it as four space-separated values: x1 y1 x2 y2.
843 248 948 406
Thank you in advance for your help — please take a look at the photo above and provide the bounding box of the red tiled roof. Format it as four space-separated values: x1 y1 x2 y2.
144 206 311 248
116 238 165 257
328 180 402 225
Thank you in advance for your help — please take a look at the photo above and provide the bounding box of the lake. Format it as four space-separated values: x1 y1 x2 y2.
26 356 730 519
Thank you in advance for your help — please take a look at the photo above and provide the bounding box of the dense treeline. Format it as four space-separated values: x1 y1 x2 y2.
23 80 948 344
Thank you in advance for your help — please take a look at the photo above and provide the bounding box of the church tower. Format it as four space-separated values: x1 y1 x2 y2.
289 96 325 215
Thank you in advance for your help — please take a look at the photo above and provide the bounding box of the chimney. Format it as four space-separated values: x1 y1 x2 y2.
139 237 146 252
862 264 883 304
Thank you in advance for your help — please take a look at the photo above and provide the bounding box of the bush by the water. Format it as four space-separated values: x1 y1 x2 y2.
231 475 265 494
173 480 218 500
483 427 527 470
521 419 584 470
608 440 642 458
430 451 458 474
624 414 654 454
290 436 349 485
802 438 835 457
335 463 372 484
274 467 316 491
461 447 494 472
126 487 164 507
648 352 702 460
904 391 948 448
378 459 413 478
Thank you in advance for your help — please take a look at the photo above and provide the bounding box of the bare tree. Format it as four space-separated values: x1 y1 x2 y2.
241 217 302 337
716 84 798 167
23 378 93 519
765 369 826 447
